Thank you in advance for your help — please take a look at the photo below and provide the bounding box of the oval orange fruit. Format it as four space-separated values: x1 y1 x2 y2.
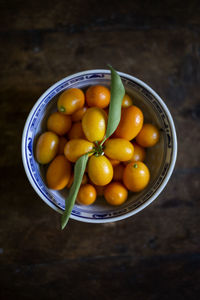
47 112 71 135
88 155 113 186
114 106 143 140
64 139 94 162
82 107 107 142
123 161 150 192
104 182 128 206
136 123 160 147
57 136 68 155
122 93 133 108
68 122 85 140
36 131 59 164
46 155 71 190
76 184 97 205
113 164 125 181
104 138 134 161
131 142 146 162
57 88 85 115
86 85 110 108
71 106 87 122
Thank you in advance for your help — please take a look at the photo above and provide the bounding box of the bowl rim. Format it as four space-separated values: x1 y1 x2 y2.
22 69 177 223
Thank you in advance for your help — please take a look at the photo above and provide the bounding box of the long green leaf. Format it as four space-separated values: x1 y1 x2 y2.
61 154 89 230
61 66 125 229
104 65 125 141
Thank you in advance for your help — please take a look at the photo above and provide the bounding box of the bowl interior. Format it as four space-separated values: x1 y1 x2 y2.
23 71 175 222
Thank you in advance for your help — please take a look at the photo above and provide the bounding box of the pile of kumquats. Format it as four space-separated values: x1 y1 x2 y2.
35 85 160 207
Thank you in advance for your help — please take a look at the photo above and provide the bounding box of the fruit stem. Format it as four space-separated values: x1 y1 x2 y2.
100 137 107 146
93 141 104 156
59 106 65 112
87 150 95 155
133 163 138 168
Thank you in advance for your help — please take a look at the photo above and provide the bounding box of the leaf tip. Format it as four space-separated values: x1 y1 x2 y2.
107 64 114 73
61 223 65 231
61 214 68 230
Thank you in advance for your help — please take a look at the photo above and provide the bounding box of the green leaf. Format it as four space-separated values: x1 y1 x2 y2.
61 65 125 229
104 65 125 141
61 154 89 230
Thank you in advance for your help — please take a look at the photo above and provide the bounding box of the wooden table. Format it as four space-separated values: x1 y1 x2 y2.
1 1 200 299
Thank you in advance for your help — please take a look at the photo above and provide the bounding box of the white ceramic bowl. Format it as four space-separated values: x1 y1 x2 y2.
22 69 177 223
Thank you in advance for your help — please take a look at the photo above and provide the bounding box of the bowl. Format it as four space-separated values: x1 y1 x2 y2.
22 69 177 223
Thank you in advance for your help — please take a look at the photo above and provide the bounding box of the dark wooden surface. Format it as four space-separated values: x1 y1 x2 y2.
1 1 200 299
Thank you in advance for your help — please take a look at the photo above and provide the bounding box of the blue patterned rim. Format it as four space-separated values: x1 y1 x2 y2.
22 70 177 223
